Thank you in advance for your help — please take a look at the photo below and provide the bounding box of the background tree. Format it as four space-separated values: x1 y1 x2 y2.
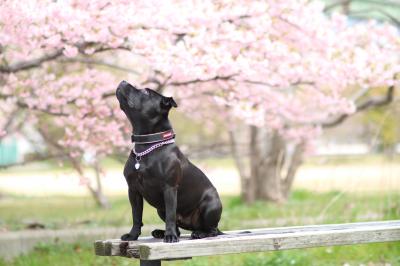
0 0 398 206
361 104 400 156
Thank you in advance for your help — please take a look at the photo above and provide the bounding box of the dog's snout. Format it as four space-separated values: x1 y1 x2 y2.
117 80 139 92
116 80 129 97
116 86 122 97
117 80 128 91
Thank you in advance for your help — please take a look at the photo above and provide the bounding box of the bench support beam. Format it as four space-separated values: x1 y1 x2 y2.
140 260 161 266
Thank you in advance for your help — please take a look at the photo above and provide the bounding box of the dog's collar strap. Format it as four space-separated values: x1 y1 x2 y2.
131 129 175 144
132 138 175 170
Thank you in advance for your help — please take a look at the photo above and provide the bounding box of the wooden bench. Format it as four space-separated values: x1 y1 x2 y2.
94 220 400 265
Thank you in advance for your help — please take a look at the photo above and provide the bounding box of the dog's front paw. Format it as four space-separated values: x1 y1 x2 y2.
121 232 139 241
163 234 179 243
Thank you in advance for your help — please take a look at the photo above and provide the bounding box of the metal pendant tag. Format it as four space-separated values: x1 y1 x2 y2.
134 155 141 170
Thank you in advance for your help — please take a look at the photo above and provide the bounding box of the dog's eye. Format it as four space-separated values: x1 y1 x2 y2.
142 89 149 95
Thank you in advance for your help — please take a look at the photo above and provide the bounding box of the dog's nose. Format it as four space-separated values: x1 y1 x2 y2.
116 80 128 95
119 80 128 88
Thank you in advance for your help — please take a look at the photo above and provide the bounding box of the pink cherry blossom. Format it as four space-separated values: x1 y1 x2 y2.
0 0 398 158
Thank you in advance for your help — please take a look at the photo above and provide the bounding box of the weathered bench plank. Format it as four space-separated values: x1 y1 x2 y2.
95 236 191 258
94 220 400 261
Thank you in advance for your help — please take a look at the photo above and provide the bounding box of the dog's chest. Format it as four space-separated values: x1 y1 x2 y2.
137 173 164 208
124 156 154 181
125 161 165 206
127 167 160 187
134 170 159 187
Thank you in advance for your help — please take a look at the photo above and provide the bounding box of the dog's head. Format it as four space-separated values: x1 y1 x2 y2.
116 80 177 132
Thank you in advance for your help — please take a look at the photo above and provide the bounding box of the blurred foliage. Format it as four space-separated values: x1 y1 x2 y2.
322 0 400 20
362 102 400 155
322 0 400 157
169 110 230 158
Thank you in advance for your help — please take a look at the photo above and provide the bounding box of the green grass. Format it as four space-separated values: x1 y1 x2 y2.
1 190 399 265
1 191 399 231
0 195 159 231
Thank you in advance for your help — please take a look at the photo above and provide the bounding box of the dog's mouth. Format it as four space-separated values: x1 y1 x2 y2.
116 80 131 102
116 86 138 110
116 87 125 100
116 88 126 104
116 81 148 110
116 87 131 113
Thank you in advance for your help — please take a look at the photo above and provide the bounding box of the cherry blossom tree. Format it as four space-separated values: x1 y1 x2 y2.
0 0 398 206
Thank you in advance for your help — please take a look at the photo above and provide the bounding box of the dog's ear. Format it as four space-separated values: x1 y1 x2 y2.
161 96 178 109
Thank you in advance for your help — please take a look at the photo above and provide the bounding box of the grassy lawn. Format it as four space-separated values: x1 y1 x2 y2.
1 190 399 265
1 191 399 231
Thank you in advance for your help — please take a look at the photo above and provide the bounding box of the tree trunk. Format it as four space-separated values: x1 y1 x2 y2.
92 160 111 209
229 130 252 202
282 142 305 198
229 125 305 204
87 184 111 209
37 126 111 208
70 157 111 209
255 129 286 203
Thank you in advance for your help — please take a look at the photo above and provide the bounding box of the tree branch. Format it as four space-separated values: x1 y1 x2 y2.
236 79 314 88
321 85 395 128
59 57 140 75
349 8 400 27
0 50 64 73
324 0 351 12
324 0 400 28
168 74 238 87
0 93 10 100
358 0 400 7
228 130 249 182
283 142 305 195
141 72 173 93
324 0 400 12
0 109 22 141
0 43 131 74
15 101 68 116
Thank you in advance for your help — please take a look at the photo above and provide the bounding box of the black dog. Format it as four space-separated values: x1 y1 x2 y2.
116 80 223 243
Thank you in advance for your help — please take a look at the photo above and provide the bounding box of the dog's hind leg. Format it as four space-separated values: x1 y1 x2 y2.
152 226 181 239
152 209 166 238
151 229 165 239
191 188 222 239
152 209 181 239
